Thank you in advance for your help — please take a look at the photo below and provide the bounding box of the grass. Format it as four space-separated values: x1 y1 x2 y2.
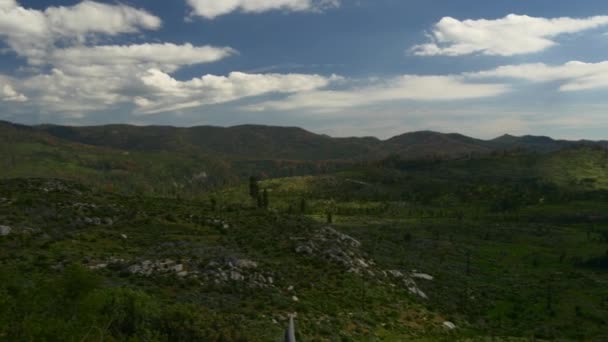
1 146 608 340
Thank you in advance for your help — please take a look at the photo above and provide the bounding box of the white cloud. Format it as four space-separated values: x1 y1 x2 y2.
0 0 161 64
135 69 339 114
247 75 510 112
412 14 608 56
51 43 236 72
0 83 27 102
44 1 161 37
469 61 608 91
0 1 252 115
186 0 339 19
0 0 16 9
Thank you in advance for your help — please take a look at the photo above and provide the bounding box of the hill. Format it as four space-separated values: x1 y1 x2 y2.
1 120 607 198
207 148 608 340
2 143 608 339
11 121 607 159
0 178 448 340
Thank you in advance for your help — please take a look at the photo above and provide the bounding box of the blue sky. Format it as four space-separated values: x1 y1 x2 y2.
1 0 608 139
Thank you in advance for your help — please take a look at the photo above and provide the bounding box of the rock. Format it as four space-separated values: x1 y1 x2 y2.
120 234 128 239
323 227 361 247
295 245 314 254
442 321 456 330
51 263 64 271
292 296 299 302
235 259 258 269
177 271 189 277
356 258 369 268
387 270 404 278
404 278 428 299
411 272 434 281
230 271 244 281
170 264 184 273
0 225 11 236
104 217 114 225
160 259 175 267
287 285 294 291
267 276 274 284
222 223 230 229
408 286 428 299
89 263 108 270
128 265 143 274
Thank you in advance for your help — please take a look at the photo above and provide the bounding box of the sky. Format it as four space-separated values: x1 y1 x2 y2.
0 0 608 139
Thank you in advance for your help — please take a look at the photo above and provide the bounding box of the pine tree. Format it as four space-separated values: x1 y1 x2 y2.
299 198 307 214
249 176 259 200
262 189 269 209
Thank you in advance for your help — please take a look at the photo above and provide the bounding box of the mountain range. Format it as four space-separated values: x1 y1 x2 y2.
3 120 606 161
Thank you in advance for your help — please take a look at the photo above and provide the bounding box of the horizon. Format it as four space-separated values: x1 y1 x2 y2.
3 118 607 142
0 1 607 139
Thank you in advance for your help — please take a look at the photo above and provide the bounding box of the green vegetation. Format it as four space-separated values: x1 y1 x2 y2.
2 121 608 340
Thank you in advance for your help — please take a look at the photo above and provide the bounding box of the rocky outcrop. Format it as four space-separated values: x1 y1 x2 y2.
126 259 187 277
0 225 11 236
443 321 456 330
294 226 430 299
199 258 274 288
294 226 374 275
96 256 275 288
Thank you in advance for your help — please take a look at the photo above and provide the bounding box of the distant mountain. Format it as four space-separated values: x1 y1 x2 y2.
2 120 607 161
489 134 570 153
2 120 608 196
35 123 383 161
385 131 492 157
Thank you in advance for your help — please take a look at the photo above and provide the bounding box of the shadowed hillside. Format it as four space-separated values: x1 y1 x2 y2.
1 120 607 197
5 121 606 161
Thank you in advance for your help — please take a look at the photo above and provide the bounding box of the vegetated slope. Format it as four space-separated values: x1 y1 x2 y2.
221 146 608 217
27 121 608 160
0 122 235 194
0 122 358 194
36 123 384 160
207 148 608 340
489 134 571 153
0 178 449 341
539 146 608 190
384 131 492 158
3 120 608 196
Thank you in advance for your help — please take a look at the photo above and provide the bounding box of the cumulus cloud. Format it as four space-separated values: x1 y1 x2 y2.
0 0 344 116
44 1 161 37
186 0 339 19
135 69 339 114
246 75 510 112
0 0 161 64
469 61 608 91
51 43 236 73
412 14 608 56
0 83 27 102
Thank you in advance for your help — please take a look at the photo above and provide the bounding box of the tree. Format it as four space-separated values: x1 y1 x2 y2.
249 176 259 200
326 211 333 224
299 198 307 214
262 189 269 209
